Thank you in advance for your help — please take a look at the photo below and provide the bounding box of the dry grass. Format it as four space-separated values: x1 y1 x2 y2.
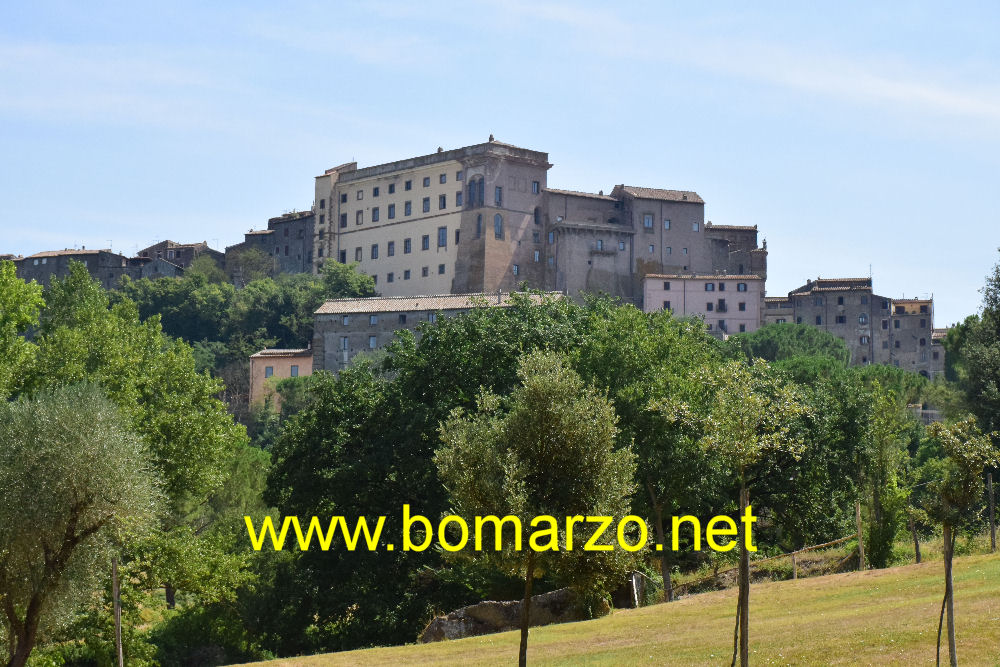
233 553 1000 666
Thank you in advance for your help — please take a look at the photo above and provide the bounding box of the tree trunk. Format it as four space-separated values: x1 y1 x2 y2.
646 481 673 601
943 524 957 667
165 583 176 609
518 552 535 667
738 483 750 667
909 514 921 564
7 596 42 667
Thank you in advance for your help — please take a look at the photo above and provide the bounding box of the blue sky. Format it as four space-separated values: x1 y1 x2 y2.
2 1 998 325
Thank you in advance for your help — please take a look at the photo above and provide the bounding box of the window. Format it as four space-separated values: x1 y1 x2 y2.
428 312 437 323
882 341 889 349
663 281 671 290
456 170 463 181
859 313 868 324
666 247 672 254
264 366 273 378
512 264 519 276
422 197 430 213
619 241 626 251
341 336 349 351
422 235 430 250
319 214 325 225
356 211 363 225
682 248 688 255
421 266 429 277
369 314 378 325
533 207 541 225
369 335 377 349
439 194 447 210
387 272 394 283
663 219 671 230
289 364 299 377
837 296 844 305
532 231 540 243
920 305 928 313
718 282 726 291
342 315 350 325
404 269 411 279
339 250 347 263
455 230 460 244
895 340 901 348
340 213 348 227
370 244 379 259
777 318 786 324
373 186 380 197
548 232 555 244
372 207 380 222
919 337 926 346
388 204 396 219
882 299 889 309
706 303 714 312
860 336 870 344
894 320 900 329
532 180 540 194
404 238 412 254
663 300 671 310
423 176 430 187
387 241 395 257
389 183 396 194
318 229 324 239
355 247 362 261
596 239 604 250
476 215 483 238
533 250 540 262
356 190 363 200
649 244 655 253
405 180 412 190
920 318 927 328
438 264 445 275
495 186 503 206
494 214 504 240
456 191 463 207
319 198 325 209
692 222 700 231
439 173 446 184
341 193 348 203
933 350 940 360
737 282 748 292
405 201 412 216
836 315 846 324
643 214 653 229
739 302 746 312
882 319 889 330
816 315 822 325
438 226 447 247
739 324 746 333
705 283 715 292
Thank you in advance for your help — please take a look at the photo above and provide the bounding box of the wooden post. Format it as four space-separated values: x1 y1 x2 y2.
989 472 996 554
791 552 797 580
909 513 921 564
854 500 865 570
113 556 123 667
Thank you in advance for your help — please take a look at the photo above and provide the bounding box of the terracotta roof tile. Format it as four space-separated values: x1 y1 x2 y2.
612 185 704 204
315 291 563 315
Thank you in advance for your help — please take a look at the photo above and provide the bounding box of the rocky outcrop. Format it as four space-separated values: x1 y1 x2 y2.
419 588 590 643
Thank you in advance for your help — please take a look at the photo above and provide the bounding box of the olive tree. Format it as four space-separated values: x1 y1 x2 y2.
0 385 162 667
436 351 636 667
699 360 808 667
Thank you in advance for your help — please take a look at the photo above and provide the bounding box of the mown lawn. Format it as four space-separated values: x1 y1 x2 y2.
234 553 1000 666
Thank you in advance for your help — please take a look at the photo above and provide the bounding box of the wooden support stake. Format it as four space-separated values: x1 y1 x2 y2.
855 500 865 571
989 472 996 554
113 556 123 667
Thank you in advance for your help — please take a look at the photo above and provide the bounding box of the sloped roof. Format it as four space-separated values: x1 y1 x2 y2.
544 188 617 202
316 291 563 315
612 185 704 204
250 348 313 358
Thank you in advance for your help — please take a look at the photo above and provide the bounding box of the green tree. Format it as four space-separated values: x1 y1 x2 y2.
729 322 851 366
924 417 999 666
185 253 228 284
227 247 273 287
320 260 377 299
699 360 808 667
0 261 43 400
436 351 636 667
861 381 909 569
959 251 1000 433
0 385 162 667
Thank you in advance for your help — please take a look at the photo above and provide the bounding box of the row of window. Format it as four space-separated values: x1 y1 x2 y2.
642 216 699 232
263 365 300 378
796 313 929 329
318 177 542 214
661 300 749 312
701 282 750 292
338 193 465 227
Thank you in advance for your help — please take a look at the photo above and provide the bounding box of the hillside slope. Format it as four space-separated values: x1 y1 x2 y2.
236 554 1000 666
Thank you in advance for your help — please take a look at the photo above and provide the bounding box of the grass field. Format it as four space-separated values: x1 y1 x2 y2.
235 553 1000 666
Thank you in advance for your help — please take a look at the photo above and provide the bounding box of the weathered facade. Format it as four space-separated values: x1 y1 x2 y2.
312 291 562 372
763 278 944 378
225 211 315 280
249 348 314 407
311 138 768 308
138 240 224 269
14 248 133 290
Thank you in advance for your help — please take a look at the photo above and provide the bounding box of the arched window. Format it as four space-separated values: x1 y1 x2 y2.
475 214 482 238
466 177 486 208
494 214 504 240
